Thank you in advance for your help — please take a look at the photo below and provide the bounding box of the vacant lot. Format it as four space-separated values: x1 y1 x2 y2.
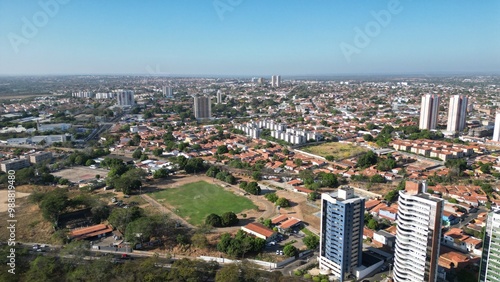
150 181 257 226
52 166 108 182
301 142 367 160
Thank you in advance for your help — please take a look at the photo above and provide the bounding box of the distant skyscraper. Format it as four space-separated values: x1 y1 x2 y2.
115 90 135 106
163 86 173 98
479 211 500 282
271 75 281 87
419 94 440 130
446 95 468 133
492 112 500 142
318 186 365 282
257 77 265 85
216 90 223 104
393 181 443 282
193 96 211 119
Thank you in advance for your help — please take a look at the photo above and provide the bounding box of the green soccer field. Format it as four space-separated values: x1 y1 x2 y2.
150 181 257 225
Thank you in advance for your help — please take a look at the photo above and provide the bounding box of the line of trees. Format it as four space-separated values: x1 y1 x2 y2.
239 181 261 195
205 212 239 227
217 230 266 258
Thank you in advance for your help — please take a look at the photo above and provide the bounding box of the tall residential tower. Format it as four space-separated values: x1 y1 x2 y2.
393 181 444 282
419 94 440 130
479 211 500 282
318 186 365 282
447 95 468 133
115 90 135 107
492 112 500 142
193 96 211 120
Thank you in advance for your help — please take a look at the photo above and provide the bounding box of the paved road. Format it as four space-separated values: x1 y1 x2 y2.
281 252 317 276
451 205 488 229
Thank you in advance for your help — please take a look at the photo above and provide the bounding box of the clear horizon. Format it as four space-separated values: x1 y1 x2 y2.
1 0 499 76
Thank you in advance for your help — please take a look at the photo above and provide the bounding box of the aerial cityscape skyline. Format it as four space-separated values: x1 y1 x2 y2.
1 1 500 282
1 0 499 76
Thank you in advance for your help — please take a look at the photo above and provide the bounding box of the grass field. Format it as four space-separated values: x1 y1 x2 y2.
150 181 257 225
301 142 367 160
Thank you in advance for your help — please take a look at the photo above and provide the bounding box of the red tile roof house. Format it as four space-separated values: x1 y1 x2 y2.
241 222 277 242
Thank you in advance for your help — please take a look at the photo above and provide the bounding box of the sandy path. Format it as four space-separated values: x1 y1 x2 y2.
0 190 30 212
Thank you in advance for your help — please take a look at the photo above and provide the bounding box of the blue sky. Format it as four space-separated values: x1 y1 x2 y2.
0 0 499 76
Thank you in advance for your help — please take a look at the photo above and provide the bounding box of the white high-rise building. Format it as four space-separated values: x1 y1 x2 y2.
193 96 211 119
216 90 223 104
479 211 500 282
115 90 135 106
446 95 468 133
271 75 281 87
492 112 500 142
393 181 444 282
419 94 439 130
163 86 173 98
319 186 365 282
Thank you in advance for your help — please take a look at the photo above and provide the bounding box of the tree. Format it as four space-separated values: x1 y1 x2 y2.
325 155 334 162
276 197 290 208
132 149 142 159
24 256 59 282
376 158 397 171
39 189 69 222
206 166 221 178
319 172 338 188
217 233 232 252
244 182 261 195
216 264 242 282
480 163 493 174
107 207 143 232
206 213 223 227
283 245 298 257
303 235 320 249
370 174 386 183
153 168 169 179
252 171 262 181
308 191 319 201
265 193 279 203
221 212 239 227
216 145 229 155
152 148 163 157
363 134 374 142
263 219 272 228
445 159 467 172
225 174 236 185
125 217 157 245
357 151 378 168
367 219 379 230
191 233 209 249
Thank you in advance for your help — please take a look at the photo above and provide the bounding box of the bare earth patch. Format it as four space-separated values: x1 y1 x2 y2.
0 190 30 212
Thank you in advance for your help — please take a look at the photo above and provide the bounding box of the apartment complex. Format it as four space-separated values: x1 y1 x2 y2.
319 186 365 282
393 181 444 282
28 151 53 164
419 94 439 130
479 211 500 282
193 96 212 119
0 158 30 172
447 95 468 133
115 90 135 106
